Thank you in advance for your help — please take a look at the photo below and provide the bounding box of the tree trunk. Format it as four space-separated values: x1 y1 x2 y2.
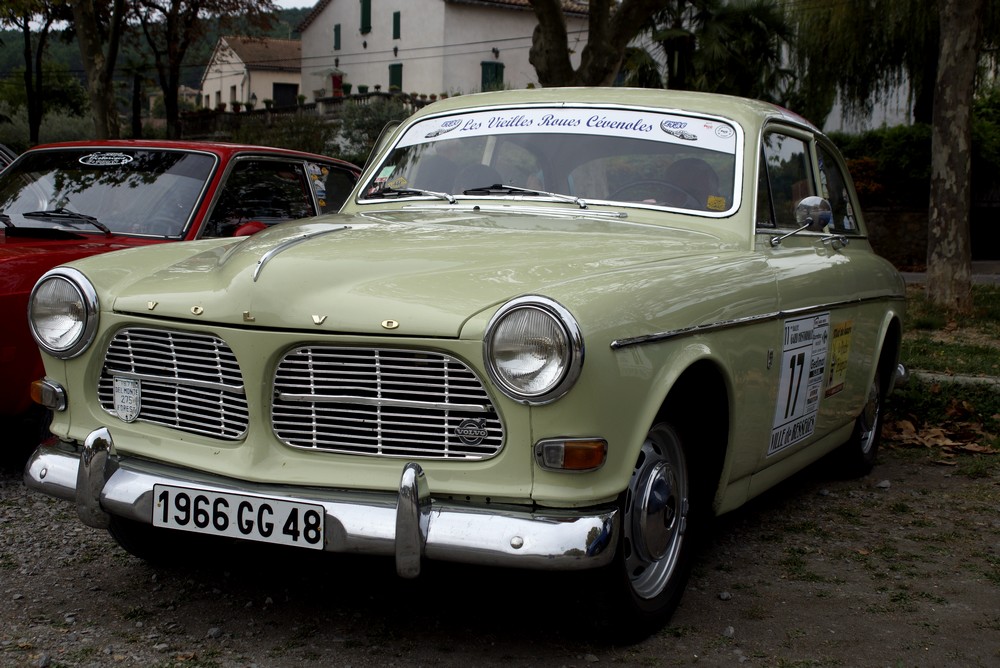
20 21 42 145
71 0 125 139
131 72 143 138
529 0 665 87
925 0 986 313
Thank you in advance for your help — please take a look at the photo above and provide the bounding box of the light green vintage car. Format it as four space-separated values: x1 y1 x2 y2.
25 88 905 639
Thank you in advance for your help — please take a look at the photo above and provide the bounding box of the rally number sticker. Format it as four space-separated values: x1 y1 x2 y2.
769 313 830 455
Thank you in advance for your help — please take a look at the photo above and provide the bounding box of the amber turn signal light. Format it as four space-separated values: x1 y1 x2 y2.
534 438 607 471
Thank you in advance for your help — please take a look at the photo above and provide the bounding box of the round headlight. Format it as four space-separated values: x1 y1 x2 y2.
28 267 99 359
484 296 583 404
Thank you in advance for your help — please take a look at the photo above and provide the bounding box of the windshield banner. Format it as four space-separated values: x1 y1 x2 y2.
399 108 739 155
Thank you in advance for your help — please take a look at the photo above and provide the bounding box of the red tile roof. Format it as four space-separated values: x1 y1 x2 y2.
224 36 302 72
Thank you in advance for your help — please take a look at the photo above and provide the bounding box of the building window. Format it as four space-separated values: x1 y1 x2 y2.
480 61 505 92
334 23 341 50
393 11 400 39
389 63 403 92
360 0 371 35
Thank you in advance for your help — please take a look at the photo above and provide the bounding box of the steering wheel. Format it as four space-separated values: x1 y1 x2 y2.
609 180 702 210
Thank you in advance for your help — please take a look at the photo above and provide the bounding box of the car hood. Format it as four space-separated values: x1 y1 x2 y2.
1 229 150 294
109 210 739 337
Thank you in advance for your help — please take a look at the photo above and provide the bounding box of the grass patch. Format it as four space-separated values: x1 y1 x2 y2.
901 284 1000 376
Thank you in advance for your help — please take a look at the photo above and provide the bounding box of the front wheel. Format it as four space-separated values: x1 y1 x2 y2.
599 423 703 642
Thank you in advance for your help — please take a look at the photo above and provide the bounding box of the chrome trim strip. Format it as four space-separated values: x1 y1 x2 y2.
111 370 245 394
401 203 628 219
610 293 906 350
277 392 490 413
25 433 619 573
253 225 351 281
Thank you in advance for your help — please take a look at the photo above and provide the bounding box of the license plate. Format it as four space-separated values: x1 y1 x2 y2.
152 484 325 550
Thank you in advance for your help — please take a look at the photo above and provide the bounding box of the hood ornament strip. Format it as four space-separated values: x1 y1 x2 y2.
252 225 351 282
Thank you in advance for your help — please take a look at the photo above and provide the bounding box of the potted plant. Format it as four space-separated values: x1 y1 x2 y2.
357 84 369 94
232 101 242 112
342 83 352 95
297 94 307 107
374 84 381 92
263 99 273 110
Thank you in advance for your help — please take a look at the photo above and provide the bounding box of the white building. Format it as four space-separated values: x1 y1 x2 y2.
201 36 304 110
297 0 589 102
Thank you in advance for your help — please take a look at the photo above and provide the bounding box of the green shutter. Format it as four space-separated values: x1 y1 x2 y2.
334 24 341 50
389 63 403 92
480 62 505 91
360 0 372 34
393 11 401 39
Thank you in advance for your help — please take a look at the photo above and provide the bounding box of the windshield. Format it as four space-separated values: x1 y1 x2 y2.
362 106 740 215
0 148 216 237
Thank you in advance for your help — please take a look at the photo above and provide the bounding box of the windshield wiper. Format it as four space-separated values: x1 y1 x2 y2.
461 183 588 209
368 186 455 204
22 208 112 236
0 213 11 228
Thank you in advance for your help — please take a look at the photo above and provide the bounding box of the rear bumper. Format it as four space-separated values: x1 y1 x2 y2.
24 427 618 577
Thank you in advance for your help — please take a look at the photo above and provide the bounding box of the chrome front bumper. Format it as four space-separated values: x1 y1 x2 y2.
24 428 619 577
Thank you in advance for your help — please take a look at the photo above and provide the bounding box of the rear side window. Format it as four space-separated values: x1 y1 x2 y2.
203 159 314 238
817 143 860 234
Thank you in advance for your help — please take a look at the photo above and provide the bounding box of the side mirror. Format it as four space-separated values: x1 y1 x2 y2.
233 221 267 237
794 195 833 231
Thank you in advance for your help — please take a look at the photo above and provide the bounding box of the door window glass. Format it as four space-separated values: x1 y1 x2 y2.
760 132 814 229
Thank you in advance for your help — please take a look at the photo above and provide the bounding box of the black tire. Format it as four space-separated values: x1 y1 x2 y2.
599 423 703 642
836 367 884 477
108 517 214 565
2 405 52 469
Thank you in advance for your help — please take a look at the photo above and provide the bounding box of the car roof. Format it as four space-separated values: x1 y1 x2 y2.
24 139 358 169
406 87 818 133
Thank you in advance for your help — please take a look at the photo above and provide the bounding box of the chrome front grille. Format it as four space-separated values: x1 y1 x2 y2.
273 347 504 459
98 328 249 439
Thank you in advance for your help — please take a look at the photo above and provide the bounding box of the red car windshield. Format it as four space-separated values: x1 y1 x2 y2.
0 148 216 237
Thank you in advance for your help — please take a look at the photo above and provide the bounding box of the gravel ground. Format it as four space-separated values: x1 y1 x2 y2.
2 442 999 668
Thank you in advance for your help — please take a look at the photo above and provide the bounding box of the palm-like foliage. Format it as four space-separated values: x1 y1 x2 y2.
636 0 794 104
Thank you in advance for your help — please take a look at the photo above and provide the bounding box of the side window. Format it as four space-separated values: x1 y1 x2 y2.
756 148 775 227
760 132 814 228
203 160 314 238
817 143 860 234
315 164 358 213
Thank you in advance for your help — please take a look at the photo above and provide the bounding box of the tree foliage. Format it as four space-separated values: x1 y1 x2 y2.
0 0 73 144
135 0 278 139
647 0 794 103
789 0 944 126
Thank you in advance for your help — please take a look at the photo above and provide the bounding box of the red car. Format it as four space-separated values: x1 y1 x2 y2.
1 140 360 456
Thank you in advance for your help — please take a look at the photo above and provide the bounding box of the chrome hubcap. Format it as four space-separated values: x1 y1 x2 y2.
858 377 881 455
624 430 688 600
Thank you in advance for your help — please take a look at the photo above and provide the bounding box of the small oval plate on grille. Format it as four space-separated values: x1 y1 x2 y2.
113 376 141 423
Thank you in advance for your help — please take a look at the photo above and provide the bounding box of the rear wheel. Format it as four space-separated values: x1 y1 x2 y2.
601 423 702 642
836 367 884 476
